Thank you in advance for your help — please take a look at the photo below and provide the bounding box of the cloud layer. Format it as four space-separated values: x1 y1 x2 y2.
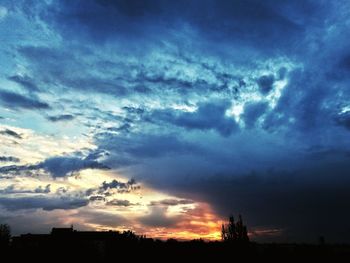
1 0 350 242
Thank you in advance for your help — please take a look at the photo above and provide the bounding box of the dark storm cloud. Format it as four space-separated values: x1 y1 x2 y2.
99 179 140 194
16 44 240 99
242 102 269 128
339 54 350 71
0 156 20 163
8 75 40 92
89 195 105 202
47 114 75 122
17 45 130 97
44 0 168 43
85 149 110 162
106 199 135 207
0 90 50 110
0 154 109 178
305 147 350 160
39 156 109 177
133 70 207 94
22 0 326 107
122 106 145 115
150 100 238 136
0 184 51 194
0 164 34 175
166 154 350 243
96 132 200 165
181 0 307 52
0 129 22 139
34 184 51 194
257 75 274 94
0 195 88 211
43 0 324 52
262 61 344 134
85 179 140 198
335 111 350 130
101 178 137 190
107 123 131 133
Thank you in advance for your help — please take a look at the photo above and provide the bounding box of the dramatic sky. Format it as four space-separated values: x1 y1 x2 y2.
1 0 350 243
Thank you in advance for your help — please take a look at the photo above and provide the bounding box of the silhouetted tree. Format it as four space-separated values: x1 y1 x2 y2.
0 224 11 248
221 223 228 241
221 215 249 243
121 230 138 241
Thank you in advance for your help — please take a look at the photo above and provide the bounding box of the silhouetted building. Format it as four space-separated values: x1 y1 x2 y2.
12 226 127 259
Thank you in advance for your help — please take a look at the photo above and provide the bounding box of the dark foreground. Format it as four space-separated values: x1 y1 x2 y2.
2 228 350 261
3 241 350 261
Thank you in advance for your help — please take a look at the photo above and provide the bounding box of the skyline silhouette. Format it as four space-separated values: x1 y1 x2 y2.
2 221 350 260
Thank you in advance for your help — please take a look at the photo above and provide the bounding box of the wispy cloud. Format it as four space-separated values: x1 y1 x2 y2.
0 90 50 110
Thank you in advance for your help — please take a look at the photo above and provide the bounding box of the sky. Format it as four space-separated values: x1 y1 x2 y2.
0 0 350 243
